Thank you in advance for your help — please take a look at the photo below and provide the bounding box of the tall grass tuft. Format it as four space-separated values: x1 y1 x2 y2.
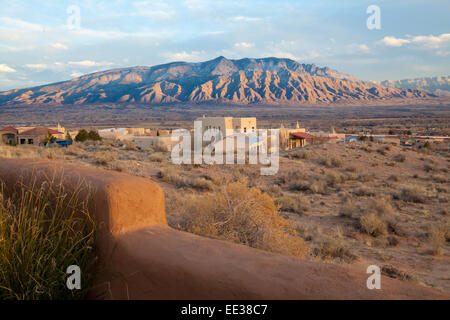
0 177 95 300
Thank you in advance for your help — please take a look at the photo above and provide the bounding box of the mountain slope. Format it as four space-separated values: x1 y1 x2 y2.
0 57 436 106
373 76 450 96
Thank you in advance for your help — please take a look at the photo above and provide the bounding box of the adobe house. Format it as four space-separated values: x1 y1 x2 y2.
18 127 64 146
0 126 19 146
195 116 257 139
288 132 317 149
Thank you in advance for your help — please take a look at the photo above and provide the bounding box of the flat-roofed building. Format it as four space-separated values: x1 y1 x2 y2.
196 116 257 139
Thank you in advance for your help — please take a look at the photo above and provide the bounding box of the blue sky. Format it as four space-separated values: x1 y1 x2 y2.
0 0 449 90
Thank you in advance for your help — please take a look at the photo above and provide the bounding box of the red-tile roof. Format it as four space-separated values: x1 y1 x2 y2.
19 127 63 136
0 126 18 132
289 132 316 139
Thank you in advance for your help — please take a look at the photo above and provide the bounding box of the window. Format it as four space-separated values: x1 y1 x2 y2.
252 127 255 132
244 127 247 133
28 138 33 144
20 138 25 144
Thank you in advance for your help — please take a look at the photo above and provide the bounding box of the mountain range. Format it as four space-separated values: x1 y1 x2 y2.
0 57 439 106
372 76 450 96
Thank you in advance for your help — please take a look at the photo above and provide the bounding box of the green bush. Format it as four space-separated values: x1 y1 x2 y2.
75 129 89 142
88 130 102 141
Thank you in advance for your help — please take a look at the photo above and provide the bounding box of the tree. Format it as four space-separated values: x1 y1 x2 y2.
66 132 73 143
75 129 89 142
45 133 56 144
156 130 160 136
88 130 102 141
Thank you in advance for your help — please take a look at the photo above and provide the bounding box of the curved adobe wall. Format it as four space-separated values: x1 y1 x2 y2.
0 158 448 300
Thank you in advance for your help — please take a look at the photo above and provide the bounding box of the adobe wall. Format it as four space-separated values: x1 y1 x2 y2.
0 158 448 300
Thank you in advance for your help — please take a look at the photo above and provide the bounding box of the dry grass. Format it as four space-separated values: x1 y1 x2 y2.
399 186 427 203
314 230 358 263
276 195 310 214
172 181 310 258
359 213 387 237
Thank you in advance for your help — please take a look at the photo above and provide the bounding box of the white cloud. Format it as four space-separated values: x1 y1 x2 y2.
0 64 16 73
381 36 411 47
348 43 370 54
133 1 175 20
0 17 44 32
70 72 84 78
68 60 114 67
51 43 68 50
162 50 208 62
411 33 450 49
234 42 254 48
25 63 48 69
232 16 262 22
381 33 450 49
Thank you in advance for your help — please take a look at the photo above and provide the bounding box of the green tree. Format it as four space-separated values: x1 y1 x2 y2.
358 135 367 142
45 133 56 144
75 129 89 142
88 130 102 141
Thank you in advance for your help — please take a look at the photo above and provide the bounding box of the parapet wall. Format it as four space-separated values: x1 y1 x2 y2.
0 158 448 300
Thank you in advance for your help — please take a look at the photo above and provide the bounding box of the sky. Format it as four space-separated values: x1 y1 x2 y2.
0 0 449 91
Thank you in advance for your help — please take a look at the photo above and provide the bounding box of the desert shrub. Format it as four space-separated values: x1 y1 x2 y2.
344 166 357 172
319 155 342 168
191 178 214 191
290 150 311 160
357 173 374 182
314 231 358 263
369 196 394 215
94 151 116 166
339 201 361 218
423 164 434 172
201 171 223 186
387 174 399 182
276 196 309 214
393 154 406 163
277 170 307 185
376 145 390 155
325 171 343 187
429 228 446 256
266 184 282 196
174 181 310 258
353 185 375 197
359 213 387 237
381 265 415 282
0 179 95 300
122 140 137 151
432 174 447 183
428 223 450 255
309 180 328 194
158 167 189 188
148 152 164 162
399 186 426 203
155 144 169 152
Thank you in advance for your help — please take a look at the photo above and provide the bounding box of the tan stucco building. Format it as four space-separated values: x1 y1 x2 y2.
196 116 257 139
